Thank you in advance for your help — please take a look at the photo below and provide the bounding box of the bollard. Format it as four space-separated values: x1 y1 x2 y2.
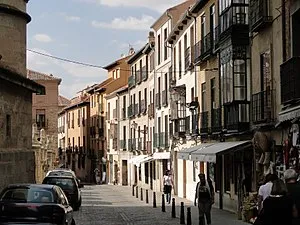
153 192 157 208
140 188 143 201
186 207 192 225
136 186 138 198
180 202 185 224
171 198 176 218
132 185 135 196
146 190 149 204
162 194 166 212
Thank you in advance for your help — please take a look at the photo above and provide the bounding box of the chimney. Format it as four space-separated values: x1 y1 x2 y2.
148 31 155 45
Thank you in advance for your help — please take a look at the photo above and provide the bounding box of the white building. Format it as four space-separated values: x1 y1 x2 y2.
167 9 201 201
150 0 197 193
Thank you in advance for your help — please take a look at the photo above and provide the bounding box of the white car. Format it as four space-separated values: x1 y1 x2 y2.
46 169 83 188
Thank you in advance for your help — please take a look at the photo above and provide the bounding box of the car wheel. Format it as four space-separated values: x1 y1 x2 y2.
71 218 76 225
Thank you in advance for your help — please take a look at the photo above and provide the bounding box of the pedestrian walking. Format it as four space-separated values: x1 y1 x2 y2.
257 173 278 213
163 170 173 204
194 173 214 225
254 179 297 225
284 169 300 224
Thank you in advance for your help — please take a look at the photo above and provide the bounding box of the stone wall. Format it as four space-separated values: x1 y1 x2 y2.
0 79 35 191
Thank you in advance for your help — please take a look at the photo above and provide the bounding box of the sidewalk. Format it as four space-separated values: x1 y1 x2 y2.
125 185 248 225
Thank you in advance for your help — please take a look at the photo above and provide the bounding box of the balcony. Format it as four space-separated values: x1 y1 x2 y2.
120 139 126 150
155 93 161 108
148 103 154 119
141 100 147 114
194 33 212 64
211 108 222 133
280 57 300 105
112 138 117 149
137 138 144 151
252 89 275 124
121 108 126 120
98 128 104 137
128 104 134 118
184 47 192 72
128 75 136 89
135 103 140 116
142 66 148 81
128 139 136 151
224 102 250 132
146 141 152 154
113 108 117 119
200 111 209 134
250 0 272 32
136 70 142 84
162 90 168 107
219 5 249 46
159 133 165 148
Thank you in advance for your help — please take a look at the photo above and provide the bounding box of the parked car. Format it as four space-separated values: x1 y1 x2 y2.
42 176 81 211
45 169 83 188
0 184 75 225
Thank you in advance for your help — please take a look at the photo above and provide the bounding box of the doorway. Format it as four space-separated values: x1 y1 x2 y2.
122 160 128 185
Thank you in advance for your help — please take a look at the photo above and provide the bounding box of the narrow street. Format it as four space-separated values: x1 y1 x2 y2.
74 185 248 225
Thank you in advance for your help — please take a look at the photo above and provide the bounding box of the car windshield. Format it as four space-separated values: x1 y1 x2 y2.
0 187 54 203
43 178 75 190
48 171 73 177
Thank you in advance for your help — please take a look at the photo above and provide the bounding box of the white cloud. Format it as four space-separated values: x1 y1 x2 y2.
34 34 53 43
120 40 146 49
91 15 155 31
98 0 182 12
26 48 107 98
65 15 81 22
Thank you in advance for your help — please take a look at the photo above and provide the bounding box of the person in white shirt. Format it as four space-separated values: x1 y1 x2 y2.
257 173 278 213
163 170 174 204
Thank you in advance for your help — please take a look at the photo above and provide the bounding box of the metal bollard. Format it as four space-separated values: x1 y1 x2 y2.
180 202 185 224
162 194 166 212
153 192 157 208
146 190 149 204
132 185 135 196
171 198 176 218
186 207 192 225
140 188 143 201
136 186 138 198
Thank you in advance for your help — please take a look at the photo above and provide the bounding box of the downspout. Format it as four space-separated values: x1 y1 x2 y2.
282 0 287 62
166 10 176 194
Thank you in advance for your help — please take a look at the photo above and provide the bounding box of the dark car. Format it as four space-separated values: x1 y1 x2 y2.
0 184 75 225
42 176 81 211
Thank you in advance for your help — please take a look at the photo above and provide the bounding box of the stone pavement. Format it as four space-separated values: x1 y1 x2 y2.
73 184 249 225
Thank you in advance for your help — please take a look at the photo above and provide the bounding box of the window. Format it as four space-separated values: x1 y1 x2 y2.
210 4 216 42
83 136 85 150
139 59 142 81
190 26 195 60
36 109 46 129
164 28 168 60
6 115 11 137
173 46 177 78
123 126 126 142
193 161 196 182
158 34 161 64
144 88 147 109
201 14 206 39
201 83 207 112
78 109 81 127
211 78 216 109
145 163 149 184
178 41 182 79
150 53 155 72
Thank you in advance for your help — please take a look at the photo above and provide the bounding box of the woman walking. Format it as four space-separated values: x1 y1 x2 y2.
163 170 174 204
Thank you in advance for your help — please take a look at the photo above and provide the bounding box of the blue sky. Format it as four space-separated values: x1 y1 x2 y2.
27 0 183 99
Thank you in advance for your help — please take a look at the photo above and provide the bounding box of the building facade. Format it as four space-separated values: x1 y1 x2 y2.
0 0 44 190
27 69 62 168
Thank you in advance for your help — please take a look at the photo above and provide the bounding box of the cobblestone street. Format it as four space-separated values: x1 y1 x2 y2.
74 185 248 225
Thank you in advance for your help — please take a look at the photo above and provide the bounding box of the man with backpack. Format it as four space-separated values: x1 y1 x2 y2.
194 173 214 225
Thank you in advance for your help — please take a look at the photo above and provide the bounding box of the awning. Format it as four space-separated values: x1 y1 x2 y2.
139 156 153 164
278 105 300 122
190 140 251 162
153 152 170 160
178 143 215 160
128 155 146 164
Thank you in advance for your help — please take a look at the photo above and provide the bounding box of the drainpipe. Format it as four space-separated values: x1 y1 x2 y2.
282 0 287 62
